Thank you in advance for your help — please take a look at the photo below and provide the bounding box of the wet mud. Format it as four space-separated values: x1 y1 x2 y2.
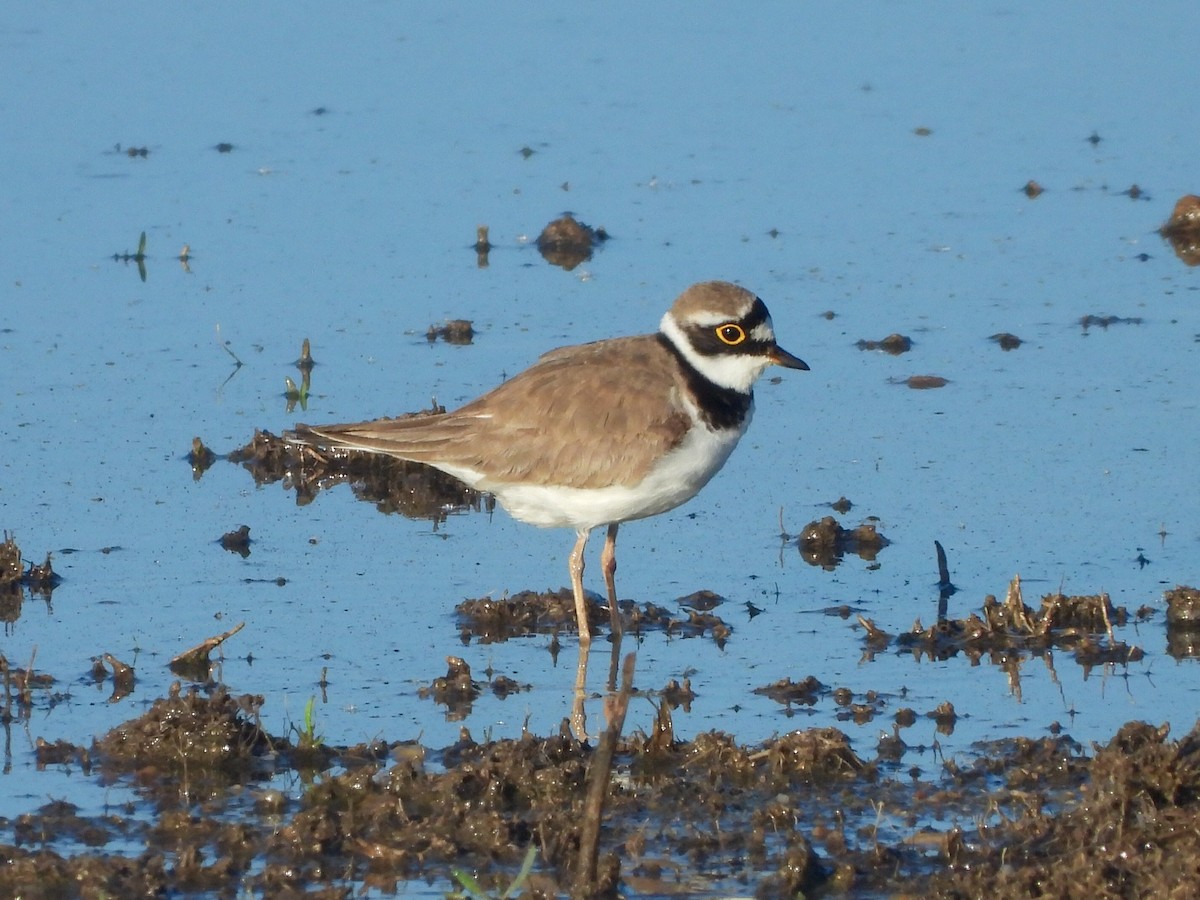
5 642 1200 897
456 588 735 649
5 458 1197 894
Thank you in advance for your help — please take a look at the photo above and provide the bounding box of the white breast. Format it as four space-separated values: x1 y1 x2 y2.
485 401 753 530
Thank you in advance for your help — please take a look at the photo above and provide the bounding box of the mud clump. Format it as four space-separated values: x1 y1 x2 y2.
1160 193 1200 266
456 588 736 647
426 318 475 345
0 533 23 586
798 515 889 569
457 588 585 643
418 656 529 720
755 674 827 708
473 224 492 267
856 333 912 354
536 213 608 270
1165 585 1200 659
989 331 1022 350
219 524 252 557
0 533 60 622
95 682 284 777
186 435 217 478
226 426 487 524
861 574 1143 672
1164 584 1200 625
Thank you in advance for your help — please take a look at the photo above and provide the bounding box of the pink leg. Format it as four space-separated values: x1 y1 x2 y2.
600 523 622 638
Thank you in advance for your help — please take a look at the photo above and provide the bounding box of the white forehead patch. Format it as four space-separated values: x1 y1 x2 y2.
749 318 776 342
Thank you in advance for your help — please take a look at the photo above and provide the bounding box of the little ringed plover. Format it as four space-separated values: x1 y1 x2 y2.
287 281 808 646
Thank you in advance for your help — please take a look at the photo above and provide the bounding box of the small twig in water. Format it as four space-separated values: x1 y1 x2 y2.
215 323 244 368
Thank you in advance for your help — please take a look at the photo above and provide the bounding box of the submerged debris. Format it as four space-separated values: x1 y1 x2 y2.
856 333 912 354
895 374 949 389
1080 313 1143 330
0 651 55 724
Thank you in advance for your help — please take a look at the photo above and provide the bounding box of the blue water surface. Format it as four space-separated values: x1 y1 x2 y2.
3 1 1200 882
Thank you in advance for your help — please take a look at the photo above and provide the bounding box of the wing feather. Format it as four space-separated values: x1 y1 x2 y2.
289 335 693 490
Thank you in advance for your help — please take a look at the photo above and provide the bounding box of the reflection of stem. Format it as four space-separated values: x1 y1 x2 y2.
605 634 621 697
215 323 244 368
576 653 635 896
572 646 588 742
1003 653 1022 703
1099 593 1115 644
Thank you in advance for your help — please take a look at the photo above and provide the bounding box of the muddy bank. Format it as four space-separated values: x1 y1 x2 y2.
4 529 1197 895
4 662 1200 897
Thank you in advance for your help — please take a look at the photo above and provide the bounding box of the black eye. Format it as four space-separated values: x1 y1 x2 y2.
716 323 746 346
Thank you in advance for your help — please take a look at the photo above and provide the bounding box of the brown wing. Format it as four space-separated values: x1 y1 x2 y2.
290 334 692 489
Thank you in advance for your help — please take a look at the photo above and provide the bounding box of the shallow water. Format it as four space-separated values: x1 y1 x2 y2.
3 1 1200 890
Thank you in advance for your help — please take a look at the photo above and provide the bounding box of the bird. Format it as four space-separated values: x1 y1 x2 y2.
286 281 808 647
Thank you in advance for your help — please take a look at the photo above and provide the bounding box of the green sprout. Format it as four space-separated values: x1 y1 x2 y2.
295 695 323 749
449 845 537 899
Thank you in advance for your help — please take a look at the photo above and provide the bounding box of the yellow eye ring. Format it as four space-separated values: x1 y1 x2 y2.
716 323 746 345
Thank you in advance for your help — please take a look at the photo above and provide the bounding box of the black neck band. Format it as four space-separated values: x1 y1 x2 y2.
656 333 753 430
